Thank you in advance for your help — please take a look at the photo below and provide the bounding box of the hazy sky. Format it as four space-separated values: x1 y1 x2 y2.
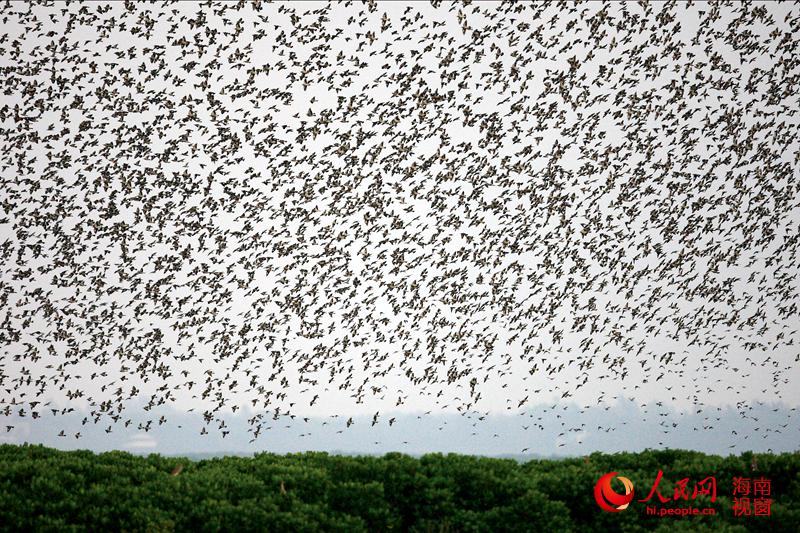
1 1 799 455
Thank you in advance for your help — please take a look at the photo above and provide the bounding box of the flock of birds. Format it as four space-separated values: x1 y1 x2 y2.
1 1 799 452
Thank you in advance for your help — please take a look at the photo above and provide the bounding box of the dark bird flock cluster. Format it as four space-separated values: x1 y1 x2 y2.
1 1 799 450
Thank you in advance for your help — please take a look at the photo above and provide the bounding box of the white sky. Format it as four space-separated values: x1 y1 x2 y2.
0 1 799 453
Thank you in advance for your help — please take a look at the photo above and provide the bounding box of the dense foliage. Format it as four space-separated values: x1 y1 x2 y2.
0 444 797 532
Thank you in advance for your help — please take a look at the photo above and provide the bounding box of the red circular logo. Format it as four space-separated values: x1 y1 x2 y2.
594 472 634 512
